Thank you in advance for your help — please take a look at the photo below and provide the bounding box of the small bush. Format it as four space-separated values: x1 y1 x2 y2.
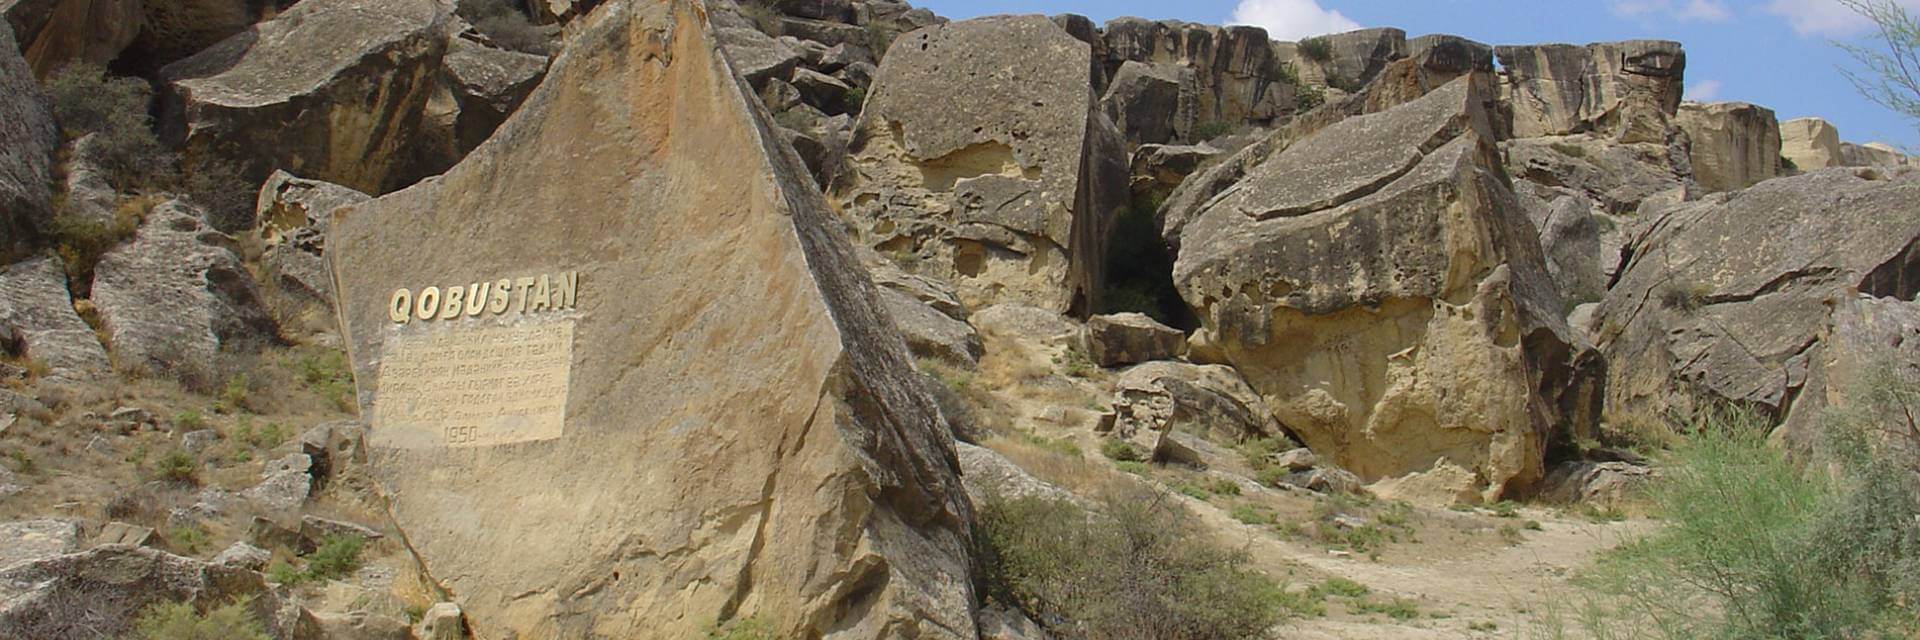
1099 438 1144 462
1230 504 1275 526
294 348 355 411
266 561 303 586
169 525 209 554
1295 84 1326 112
1055 344 1095 378
1497 523 1525 545
1115 460 1151 476
235 419 286 450
1489 501 1520 519
1317 577 1370 598
44 64 172 188
305 535 365 582
151 450 198 484
134 599 269 640
182 158 257 234
219 374 250 413
1352 597 1422 620
978 486 1285 639
174 409 204 430
706 616 774 640
1298 37 1333 61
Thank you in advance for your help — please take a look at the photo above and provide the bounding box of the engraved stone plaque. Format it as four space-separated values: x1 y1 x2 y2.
371 320 574 448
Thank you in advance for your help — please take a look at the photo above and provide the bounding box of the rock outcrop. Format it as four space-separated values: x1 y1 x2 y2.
1083 312 1185 367
91 200 279 390
0 255 110 384
158 0 449 195
1774 294 1920 452
1842 141 1914 168
120 0 280 74
1098 18 1310 141
1780 116 1843 172
0 545 317 639
1106 361 1282 450
832 15 1127 315
1172 73 1586 502
1502 133 1694 215
2 0 143 77
254 171 370 336
1594 168 1920 422
1496 40 1685 143
1675 101 1781 193
1 22 56 253
326 1 975 636
442 37 548 154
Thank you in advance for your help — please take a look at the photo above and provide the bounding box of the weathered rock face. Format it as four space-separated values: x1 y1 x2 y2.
1781 117 1844 172
159 0 449 195
1172 73 1585 502
1594 168 1920 422
1130 142 1219 204
255 171 370 336
1515 184 1614 306
120 0 278 74
91 200 279 390
1676 101 1781 193
1842 141 1914 168
443 38 548 153
1107 361 1281 449
1496 40 1685 143
882 287 982 366
1314 27 1409 90
1775 294 1920 453
833 15 1126 315
326 1 975 637
1083 312 1185 367
1160 45 1492 252
0 256 110 384
1502 133 1694 215
2 0 143 78
0 22 56 254
0 545 317 639
1099 18 1306 139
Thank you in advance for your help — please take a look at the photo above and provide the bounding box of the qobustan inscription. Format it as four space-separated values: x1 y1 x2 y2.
372 321 575 449
389 271 579 323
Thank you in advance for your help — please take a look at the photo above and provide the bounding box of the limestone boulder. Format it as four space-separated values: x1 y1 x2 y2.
1130 142 1220 204
1781 117 1844 172
1593 168 1920 421
1172 73 1588 502
1842 141 1914 168
57 133 122 228
2 0 143 78
1775 294 1920 453
1083 312 1185 367
1101 60 1186 146
0 22 55 251
1676 101 1781 193
1160 46 1493 252
1514 183 1616 304
833 15 1127 314
1100 18 1304 136
325 2 975 636
444 38 548 153
0 255 110 384
1316 27 1409 90
1502 133 1695 215
119 0 277 74
1107 361 1282 448
159 0 450 195
716 25 800 88
0 545 318 639
1497 40 1686 143
1539 461 1651 506
0 520 78 571
91 200 279 391
882 287 982 366
954 441 1074 505
255 171 370 336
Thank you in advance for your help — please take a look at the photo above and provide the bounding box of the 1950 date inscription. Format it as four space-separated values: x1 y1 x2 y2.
371 321 574 449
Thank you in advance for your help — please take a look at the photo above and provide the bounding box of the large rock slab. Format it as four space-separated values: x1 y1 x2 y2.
91 200 279 391
1108 361 1281 447
832 15 1127 314
1781 117 1843 172
0 520 78 571
1172 73 1587 502
1676 101 1781 193
1083 312 1184 367
2 0 143 78
253 171 370 337
0 545 316 639
158 0 450 195
1775 294 1920 453
0 255 110 384
119 0 274 74
1594 167 1920 421
1496 40 1685 143
1502 133 1695 215
443 37 548 153
1099 18 1307 138
326 2 975 637
0 22 56 253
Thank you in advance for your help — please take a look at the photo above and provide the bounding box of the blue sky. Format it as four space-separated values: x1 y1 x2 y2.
916 0 1920 149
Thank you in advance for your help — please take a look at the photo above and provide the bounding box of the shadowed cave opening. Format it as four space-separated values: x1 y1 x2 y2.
1098 194 1198 331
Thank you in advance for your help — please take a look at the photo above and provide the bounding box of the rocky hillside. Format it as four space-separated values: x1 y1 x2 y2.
0 0 1916 638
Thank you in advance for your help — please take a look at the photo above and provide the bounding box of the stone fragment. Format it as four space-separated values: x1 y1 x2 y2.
1274 447 1317 472
0 22 56 252
92 521 155 547
1316 27 1409 89
180 429 217 454
1774 295 1920 453
1676 101 1781 193
91 200 279 390
1540 461 1651 506
955 441 1075 505
444 38 548 152
1780 117 1844 172
254 172 371 336
1594 168 1920 420
790 66 855 114
325 2 976 636
1130 143 1220 204
0 255 111 384
716 26 800 88
1173 73 1588 501
1108 361 1281 448
159 0 450 194
1102 18 1304 137
1502 133 1695 215
299 515 382 543
882 288 982 366
242 453 312 512
1083 312 1185 367
1101 60 1186 145
415 602 466 640
211 540 271 570
0 545 317 638
834 15 1127 314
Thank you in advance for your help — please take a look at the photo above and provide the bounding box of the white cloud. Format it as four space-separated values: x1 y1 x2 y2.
1765 0 1920 36
1688 79 1725 101
1610 0 1734 22
1230 0 1363 40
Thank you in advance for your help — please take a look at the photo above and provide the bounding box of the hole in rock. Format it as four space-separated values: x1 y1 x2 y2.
1097 192 1197 331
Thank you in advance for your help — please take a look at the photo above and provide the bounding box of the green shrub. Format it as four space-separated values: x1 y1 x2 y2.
134 599 269 640
1574 403 1920 639
1099 438 1144 462
978 487 1284 639
706 616 774 640
1229 504 1275 526
1295 84 1326 112
305 535 365 582
1352 597 1422 620
169 525 209 554
1056 344 1095 378
219 374 250 413
1317 577 1370 598
1497 523 1525 545
174 410 204 430
151 450 197 484
44 64 172 188
1115 460 1151 476
294 347 355 411
1235 436 1295 469
266 561 303 586
1298 37 1333 62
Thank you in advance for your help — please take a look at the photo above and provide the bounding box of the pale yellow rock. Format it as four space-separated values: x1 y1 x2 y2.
326 1 975 637
1780 117 1843 171
1676 101 1781 193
